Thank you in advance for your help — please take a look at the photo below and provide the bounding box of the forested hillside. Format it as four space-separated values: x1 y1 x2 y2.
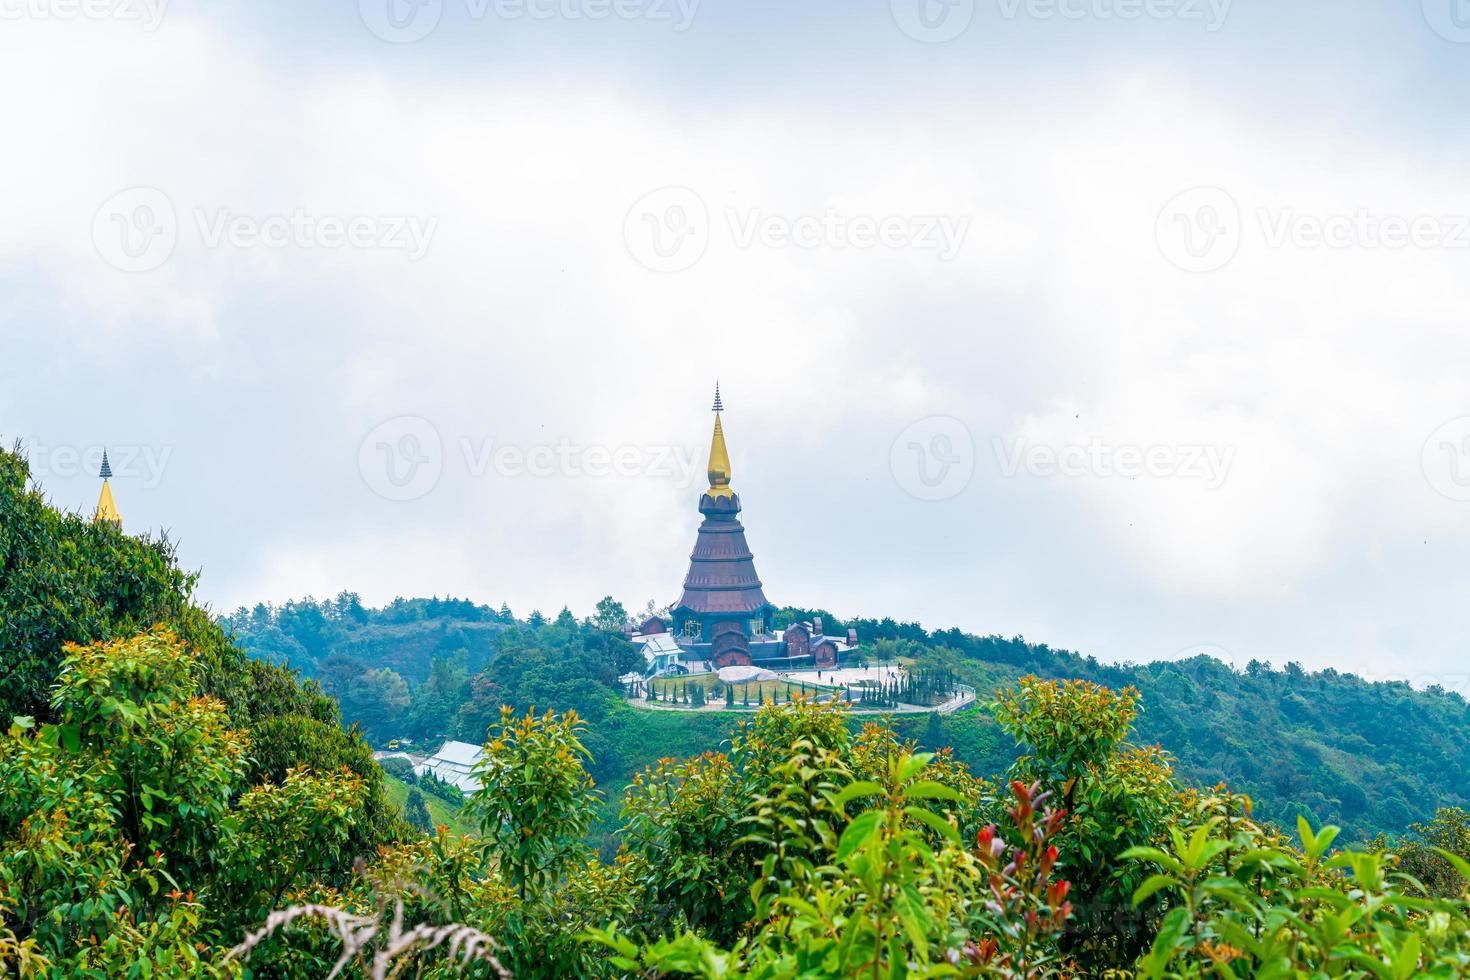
8 443 1470 977
226 595 1470 844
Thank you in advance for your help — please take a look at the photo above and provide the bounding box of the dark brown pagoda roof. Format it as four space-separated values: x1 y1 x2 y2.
674 492 773 618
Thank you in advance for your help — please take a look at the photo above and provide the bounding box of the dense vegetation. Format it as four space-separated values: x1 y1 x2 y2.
227 595 1470 843
15 634 1470 976
9 442 1470 976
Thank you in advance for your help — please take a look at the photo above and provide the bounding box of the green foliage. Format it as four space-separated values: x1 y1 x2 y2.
16 628 1470 978
1124 804 1470 977
1368 806 1470 899
404 789 434 833
0 631 375 977
591 596 629 632
995 676 1181 970
620 752 748 940
467 706 599 902
232 589 1470 844
245 712 402 850
223 599 641 748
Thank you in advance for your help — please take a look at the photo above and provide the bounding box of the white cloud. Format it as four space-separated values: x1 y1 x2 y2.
5 16 1470 677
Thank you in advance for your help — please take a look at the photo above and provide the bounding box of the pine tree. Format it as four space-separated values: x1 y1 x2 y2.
726 685 735 708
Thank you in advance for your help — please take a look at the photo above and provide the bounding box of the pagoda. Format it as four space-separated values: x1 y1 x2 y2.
629 386 859 674
669 384 775 666
93 450 122 527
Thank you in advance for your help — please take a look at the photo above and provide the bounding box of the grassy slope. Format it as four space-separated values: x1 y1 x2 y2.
382 774 477 837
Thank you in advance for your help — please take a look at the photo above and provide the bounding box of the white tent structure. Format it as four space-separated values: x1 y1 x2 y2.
413 739 484 793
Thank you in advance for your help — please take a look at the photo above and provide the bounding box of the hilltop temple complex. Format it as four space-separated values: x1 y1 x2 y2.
628 387 859 675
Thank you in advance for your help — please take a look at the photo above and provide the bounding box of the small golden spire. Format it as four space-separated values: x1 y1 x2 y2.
94 450 121 527
706 384 734 499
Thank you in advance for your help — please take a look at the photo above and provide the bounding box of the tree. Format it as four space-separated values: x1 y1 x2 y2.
403 789 432 833
922 710 944 751
592 596 629 633
466 707 598 902
339 668 410 742
994 676 1181 969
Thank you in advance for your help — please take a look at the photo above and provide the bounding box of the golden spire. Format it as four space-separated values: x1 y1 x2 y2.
94 450 121 527
706 383 734 499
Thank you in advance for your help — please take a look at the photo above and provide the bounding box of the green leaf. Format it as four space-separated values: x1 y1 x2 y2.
1394 932 1421 980
833 781 884 808
1121 845 1185 874
1142 906 1192 978
903 805 960 844
897 753 933 783
836 810 883 861
1132 873 1178 907
903 780 960 802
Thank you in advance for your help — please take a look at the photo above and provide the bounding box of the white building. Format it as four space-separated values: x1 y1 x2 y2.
628 630 687 677
413 739 484 793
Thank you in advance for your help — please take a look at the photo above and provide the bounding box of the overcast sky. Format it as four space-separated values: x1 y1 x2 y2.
5 0 1470 686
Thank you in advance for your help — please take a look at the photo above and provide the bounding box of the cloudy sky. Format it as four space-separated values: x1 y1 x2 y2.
5 0 1470 685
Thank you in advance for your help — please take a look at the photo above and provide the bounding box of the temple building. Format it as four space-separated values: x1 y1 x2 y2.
94 450 122 527
628 387 859 675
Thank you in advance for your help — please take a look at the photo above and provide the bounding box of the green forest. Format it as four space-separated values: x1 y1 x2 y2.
224 593 1470 845
6 442 1470 977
